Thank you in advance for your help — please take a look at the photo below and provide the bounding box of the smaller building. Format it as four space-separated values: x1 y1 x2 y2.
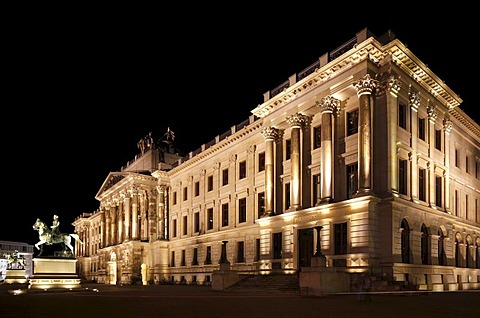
0 240 34 282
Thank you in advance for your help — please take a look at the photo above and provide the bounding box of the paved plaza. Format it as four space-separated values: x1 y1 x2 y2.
1 283 479 318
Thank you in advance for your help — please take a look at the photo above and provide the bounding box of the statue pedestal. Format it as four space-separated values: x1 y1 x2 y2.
29 257 81 290
5 269 28 284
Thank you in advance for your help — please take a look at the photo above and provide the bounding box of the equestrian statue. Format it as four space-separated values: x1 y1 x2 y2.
32 215 83 256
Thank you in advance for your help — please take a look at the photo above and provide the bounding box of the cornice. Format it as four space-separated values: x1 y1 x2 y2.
168 120 263 175
252 37 462 119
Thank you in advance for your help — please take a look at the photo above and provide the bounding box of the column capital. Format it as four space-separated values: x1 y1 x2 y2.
317 95 340 115
286 113 309 128
261 126 280 141
427 104 438 123
353 74 379 96
409 91 421 112
386 75 401 97
443 118 453 134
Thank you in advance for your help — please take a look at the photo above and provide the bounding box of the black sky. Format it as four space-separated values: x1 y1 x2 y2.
3 8 476 245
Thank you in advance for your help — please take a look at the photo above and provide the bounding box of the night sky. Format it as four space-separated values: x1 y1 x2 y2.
4 9 476 245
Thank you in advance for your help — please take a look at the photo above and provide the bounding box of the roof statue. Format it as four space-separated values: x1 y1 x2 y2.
137 131 155 155
32 215 83 257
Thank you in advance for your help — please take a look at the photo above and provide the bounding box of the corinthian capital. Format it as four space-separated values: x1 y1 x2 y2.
353 74 379 96
261 127 280 141
286 113 309 128
317 96 340 115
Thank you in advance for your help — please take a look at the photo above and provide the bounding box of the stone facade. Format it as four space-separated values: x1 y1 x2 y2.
73 28 480 291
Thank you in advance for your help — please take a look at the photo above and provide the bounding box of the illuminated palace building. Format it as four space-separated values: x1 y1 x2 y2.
73 28 480 291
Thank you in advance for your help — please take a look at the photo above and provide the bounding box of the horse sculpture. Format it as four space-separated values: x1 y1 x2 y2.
3 251 25 269
32 218 83 256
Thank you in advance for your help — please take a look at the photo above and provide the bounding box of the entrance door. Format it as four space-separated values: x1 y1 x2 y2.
298 228 314 269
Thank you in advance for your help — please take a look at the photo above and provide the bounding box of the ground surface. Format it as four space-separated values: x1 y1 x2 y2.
1 283 479 318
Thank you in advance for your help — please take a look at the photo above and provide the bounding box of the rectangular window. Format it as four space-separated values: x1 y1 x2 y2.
466 194 469 220
334 222 348 255
435 129 442 151
454 190 459 216
257 191 265 219
221 203 229 227
399 159 408 195
273 232 282 259
418 168 426 201
258 152 265 172
455 149 460 167
207 208 214 230
183 186 188 201
237 241 245 263
222 168 229 186
239 161 247 179
170 251 175 267
435 175 443 208
207 175 214 192
285 139 291 160
172 219 177 238
173 192 177 205
205 246 212 265
181 250 186 266
398 102 407 129
255 238 260 261
466 155 470 174
239 197 247 223
183 215 188 235
312 173 321 206
418 117 426 141
192 248 198 265
194 212 200 233
347 109 359 136
284 182 290 211
347 163 358 198
194 181 200 197
313 125 321 149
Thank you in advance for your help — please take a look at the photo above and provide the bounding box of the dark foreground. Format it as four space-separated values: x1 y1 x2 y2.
1 283 479 318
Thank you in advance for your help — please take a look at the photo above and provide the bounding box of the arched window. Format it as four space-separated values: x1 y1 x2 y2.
401 219 411 263
421 224 429 265
465 236 472 268
455 234 462 268
476 238 480 269
438 228 446 266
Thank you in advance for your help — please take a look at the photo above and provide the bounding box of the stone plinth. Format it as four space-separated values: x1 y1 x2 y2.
211 262 239 291
29 257 81 290
299 266 350 296
4 269 28 284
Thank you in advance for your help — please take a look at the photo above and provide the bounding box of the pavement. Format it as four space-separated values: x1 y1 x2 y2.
1 282 479 318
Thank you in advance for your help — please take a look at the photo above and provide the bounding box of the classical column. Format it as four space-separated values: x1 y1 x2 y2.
157 185 167 239
148 190 157 242
409 92 420 202
117 201 124 244
443 118 452 212
353 74 379 195
131 187 139 240
105 209 111 246
100 210 106 248
261 127 280 216
111 204 117 245
124 194 131 241
318 96 340 204
386 75 400 195
427 104 438 208
286 113 309 210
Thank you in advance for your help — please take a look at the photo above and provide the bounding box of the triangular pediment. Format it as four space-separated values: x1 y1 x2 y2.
96 172 129 199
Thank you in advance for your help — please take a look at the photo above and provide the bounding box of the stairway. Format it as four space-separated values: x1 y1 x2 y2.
226 274 300 295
